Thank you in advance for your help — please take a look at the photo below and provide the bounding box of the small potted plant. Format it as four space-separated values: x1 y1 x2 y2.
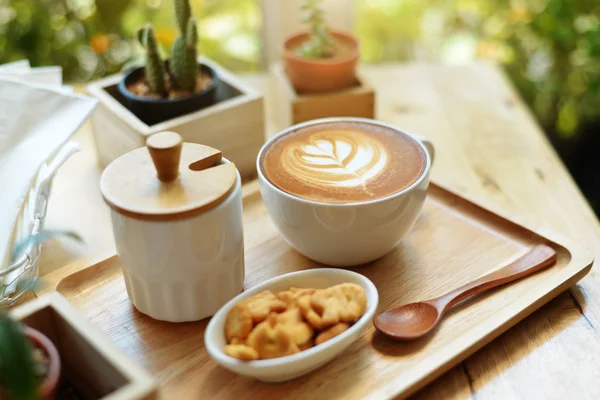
282 0 359 94
0 313 61 400
117 0 218 125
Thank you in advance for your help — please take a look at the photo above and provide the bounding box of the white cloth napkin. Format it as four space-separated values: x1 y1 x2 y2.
0 77 97 268
0 60 63 87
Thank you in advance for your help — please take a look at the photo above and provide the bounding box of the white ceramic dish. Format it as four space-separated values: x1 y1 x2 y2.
205 268 379 382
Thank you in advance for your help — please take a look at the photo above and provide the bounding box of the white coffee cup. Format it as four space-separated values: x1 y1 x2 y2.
257 117 434 267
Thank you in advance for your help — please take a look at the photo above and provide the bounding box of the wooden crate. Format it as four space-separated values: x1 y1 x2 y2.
86 56 265 180
10 293 157 400
269 63 375 131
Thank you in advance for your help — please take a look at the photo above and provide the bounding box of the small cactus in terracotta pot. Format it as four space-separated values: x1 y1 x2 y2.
282 0 359 94
118 0 218 126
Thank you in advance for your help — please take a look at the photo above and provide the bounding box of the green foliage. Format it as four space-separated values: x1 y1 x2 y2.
170 17 198 91
492 0 600 140
0 315 37 400
138 24 167 94
0 0 135 81
0 0 597 144
0 0 259 82
356 0 600 142
297 0 335 58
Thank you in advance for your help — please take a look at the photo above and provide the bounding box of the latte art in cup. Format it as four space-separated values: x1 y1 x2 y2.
283 129 387 190
261 121 426 203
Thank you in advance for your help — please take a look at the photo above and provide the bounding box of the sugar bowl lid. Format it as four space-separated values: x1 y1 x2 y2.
100 131 237 221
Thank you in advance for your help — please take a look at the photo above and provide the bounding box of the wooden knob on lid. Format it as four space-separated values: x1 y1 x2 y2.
147 131 183 182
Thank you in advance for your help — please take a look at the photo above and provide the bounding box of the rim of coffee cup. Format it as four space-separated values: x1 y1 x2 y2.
256 117 432 207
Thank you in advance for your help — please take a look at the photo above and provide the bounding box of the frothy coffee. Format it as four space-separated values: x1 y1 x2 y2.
261 121 426 203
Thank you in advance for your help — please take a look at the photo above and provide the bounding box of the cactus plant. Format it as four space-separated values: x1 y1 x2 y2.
137 24 168 95
297 0 335 58
135 0 201 95
119 0 216 124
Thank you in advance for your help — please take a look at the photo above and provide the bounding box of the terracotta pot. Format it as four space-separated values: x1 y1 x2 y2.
117 63 218 126
25 327 61 400
282 30 359 94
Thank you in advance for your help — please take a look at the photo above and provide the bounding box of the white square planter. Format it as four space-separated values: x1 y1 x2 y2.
86 57 265 180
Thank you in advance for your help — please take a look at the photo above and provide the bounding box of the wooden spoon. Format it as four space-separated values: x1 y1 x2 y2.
374 244 557 340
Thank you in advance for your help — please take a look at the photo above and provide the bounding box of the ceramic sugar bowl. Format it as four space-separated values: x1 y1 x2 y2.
100 131 244 322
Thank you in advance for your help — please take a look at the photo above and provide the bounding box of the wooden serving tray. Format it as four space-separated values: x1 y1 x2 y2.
44 181 593 399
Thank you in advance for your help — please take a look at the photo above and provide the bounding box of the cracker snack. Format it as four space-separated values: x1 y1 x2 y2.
223 283 367 361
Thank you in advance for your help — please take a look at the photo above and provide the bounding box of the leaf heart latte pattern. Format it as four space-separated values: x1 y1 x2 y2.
281 130 388 189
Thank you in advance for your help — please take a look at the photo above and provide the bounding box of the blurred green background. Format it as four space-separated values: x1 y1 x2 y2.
1 0 599 213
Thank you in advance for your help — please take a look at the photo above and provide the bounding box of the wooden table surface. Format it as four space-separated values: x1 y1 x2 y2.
40 63 600 399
